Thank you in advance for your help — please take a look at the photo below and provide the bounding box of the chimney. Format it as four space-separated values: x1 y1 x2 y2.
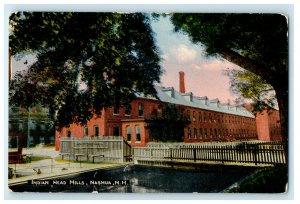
179 71 185 94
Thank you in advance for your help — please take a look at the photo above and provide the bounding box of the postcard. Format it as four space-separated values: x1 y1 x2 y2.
8 10 289 195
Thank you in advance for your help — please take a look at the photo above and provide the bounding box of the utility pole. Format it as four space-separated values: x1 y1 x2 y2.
27 107 31 148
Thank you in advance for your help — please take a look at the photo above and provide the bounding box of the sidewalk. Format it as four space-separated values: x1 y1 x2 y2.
8 146 125 185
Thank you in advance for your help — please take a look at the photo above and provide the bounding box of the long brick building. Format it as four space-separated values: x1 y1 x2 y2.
55 71 260 151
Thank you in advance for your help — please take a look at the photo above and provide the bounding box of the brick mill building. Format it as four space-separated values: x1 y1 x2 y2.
55 71 262 151
256 108 282 141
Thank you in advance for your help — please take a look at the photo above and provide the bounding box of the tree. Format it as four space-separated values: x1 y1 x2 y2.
146 104 190 142
171 13 288 161
9 12 162 130
226 69 277 114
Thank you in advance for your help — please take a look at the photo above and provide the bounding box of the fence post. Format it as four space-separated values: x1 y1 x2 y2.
221 146 224 164
253 145 258 165
51 158 53 173
193 148 196 163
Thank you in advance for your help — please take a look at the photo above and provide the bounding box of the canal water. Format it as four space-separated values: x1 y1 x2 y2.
9 165 251 193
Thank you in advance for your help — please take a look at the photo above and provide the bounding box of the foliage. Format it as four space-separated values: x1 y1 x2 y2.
171 13 289 161
146 104 190 142
227 165 288 193
225 69 277 113
171 13 288 80
9 12 162 130
9 136 18 148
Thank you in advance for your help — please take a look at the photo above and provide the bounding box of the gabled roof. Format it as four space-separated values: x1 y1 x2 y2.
157 86 255 118
135 86 255 118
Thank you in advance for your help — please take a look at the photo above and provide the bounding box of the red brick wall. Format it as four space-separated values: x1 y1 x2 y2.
55 98 161 150
55 112 106 151
182 107 257 143
256 109 281 142
121 120 149 146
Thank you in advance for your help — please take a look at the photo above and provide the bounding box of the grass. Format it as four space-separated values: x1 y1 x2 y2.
226 164 288 193
54 158 117 166
27 156 51 162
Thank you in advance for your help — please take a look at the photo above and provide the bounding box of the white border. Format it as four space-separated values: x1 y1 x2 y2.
1 1 298 202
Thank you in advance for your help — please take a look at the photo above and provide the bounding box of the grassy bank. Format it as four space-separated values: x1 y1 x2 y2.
226 164 288 193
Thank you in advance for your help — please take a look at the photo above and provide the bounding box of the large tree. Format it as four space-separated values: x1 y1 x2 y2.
9 12 162 129
171 13 288 160
226 69 277 113
146 104 190 142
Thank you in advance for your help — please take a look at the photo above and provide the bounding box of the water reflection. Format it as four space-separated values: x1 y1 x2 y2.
9 165 251 193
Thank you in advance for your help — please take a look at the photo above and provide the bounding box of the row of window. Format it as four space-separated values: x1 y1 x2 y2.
9 121 47 131
66 126 120 137
187 127 257 140
126 125 141 142
113 103 144 117
186 110 254 126
66 125 141 142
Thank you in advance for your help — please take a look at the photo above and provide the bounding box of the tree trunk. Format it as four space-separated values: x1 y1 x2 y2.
272 77 289 164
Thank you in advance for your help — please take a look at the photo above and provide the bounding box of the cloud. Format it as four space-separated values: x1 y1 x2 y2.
173 44 198 63
191 60 240 71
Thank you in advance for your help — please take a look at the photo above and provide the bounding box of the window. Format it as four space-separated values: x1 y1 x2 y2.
113 127 120 136
125 104 131 116
193 111 196 121
157 105 163 117
199 112 202 122
136 125 141 142
67 130 71 137
113 106 120 115
186 110 190 121
199 128 203 139
210 128 213 138
204 112 207 122
188 128 191 139
19 123 23 130
126 126 131 142
209 113 212 123
94 126 99 137
194 128 197 139
214 129 217 138
204 128 207 139
84 127 89 137
138 103 144 117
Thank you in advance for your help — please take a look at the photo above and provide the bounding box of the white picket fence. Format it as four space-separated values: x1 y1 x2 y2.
133 142 286 166
60 136 132 163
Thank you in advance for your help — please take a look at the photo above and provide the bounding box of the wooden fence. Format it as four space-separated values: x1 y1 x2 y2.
60 136 132 163
133 142 286 166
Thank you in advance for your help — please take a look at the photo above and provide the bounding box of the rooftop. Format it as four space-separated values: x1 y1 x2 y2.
136 86 255 118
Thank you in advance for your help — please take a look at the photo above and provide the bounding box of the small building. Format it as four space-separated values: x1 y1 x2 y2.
256 108 282 141
9 105 54 147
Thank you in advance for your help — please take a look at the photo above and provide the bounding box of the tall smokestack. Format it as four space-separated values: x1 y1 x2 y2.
179 71 185 94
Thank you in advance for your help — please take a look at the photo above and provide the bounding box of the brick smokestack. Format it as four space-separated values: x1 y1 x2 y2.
179 71 185 94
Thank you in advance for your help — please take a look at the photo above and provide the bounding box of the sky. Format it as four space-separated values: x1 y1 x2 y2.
11 14 242 104
151 16 241 103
